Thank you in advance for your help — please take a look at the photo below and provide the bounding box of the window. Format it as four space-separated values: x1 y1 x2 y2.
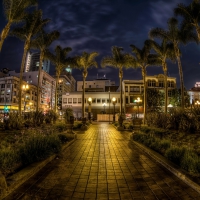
97 98 101 103
126 96 128 104
92 98 96 103
1 84 5 88
73 98 77 104
147 80 156 87
159 81 164 87
63 98 67 103
107 99 110 103
78 98 82 103
130 96 135 103
7 84 10 88
130 86 140 92
118 98 120 103
102 99 106 103
125 86 128 92
168 81 175 88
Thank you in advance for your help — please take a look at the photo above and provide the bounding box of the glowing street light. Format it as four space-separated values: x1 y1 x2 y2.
112 97 116 122
134 97 142 118
88 97 92 122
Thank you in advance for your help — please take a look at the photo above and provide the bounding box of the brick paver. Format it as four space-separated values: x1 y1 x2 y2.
4 123 200 199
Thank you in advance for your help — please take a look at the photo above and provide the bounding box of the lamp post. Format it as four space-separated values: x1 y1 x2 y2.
22 84 29 113
112 97 116 122
103 103 106 114
88 97 92 122
135 97 142 118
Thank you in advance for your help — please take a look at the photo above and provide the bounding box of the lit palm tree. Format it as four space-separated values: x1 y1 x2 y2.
145 39 175 113
174 0 200 41
0 0 37 51
101 46 135 126
30 30 60 111
11 10 50 114
130 43 158 124
76 52 99 120
149 17 197 109
45 45 72 112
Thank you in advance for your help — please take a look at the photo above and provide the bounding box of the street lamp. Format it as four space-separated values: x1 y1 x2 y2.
112 97 116 122
195 100 200 107
103 103 106 114
88 97 92 122
135 97 142 118
22 84 29 112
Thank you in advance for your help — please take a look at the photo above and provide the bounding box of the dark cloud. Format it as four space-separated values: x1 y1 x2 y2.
0 0 198 89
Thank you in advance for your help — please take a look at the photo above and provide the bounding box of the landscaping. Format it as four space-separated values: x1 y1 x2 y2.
131 107 200 177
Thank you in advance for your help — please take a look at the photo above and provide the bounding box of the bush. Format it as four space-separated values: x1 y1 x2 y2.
58 134 69 144
53 121 67 132
19 133 62 165
165 146 186 165
0 148 20 177
180 150 200 173
73 122 82 129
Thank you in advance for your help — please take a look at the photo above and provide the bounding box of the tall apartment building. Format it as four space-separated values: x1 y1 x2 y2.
24 51 50 73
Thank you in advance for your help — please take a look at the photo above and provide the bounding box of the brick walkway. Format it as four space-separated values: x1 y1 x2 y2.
4 123 200 199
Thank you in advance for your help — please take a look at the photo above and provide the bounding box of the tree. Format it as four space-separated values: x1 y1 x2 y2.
174 0 200 41
11 10 50 114
30 30 60 111
101 46 135 125
0 0 37 51
146 88 164 112
145 39 175 113
76 52 99 120
45 46 72 112
149 17 197 109
130 42 157 124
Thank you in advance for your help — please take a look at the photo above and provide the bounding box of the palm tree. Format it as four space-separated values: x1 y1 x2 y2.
130 43 158 124
45 46 72 112
0 0 37 51
11 10 50 114
30 30 60 111
149 17 197 109
76 52 99 121
174 0 200 41
145 39 175 113
101 46 135 127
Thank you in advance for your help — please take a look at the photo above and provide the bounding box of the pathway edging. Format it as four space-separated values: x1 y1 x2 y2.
130 133 200 194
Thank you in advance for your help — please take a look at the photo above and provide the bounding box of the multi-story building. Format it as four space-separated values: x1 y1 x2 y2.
62 91 120 120
8 70 55 112
24 51 50 73
123 74 176 115
0 76 37 113
188 82 200 105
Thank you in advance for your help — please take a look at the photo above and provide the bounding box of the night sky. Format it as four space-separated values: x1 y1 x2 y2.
0 0 199 90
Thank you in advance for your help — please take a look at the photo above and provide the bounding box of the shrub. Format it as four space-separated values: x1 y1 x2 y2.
19 133 62 165
0 148 20 177
165 146 186 165
180 150 200 173
73 121 82 129
54 121 67 132
58 134 69 144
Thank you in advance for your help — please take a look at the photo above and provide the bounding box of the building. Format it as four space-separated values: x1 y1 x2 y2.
8 70 56 112
77 78 116 92
24 51 50 73
0 76 37 113
123 74 177 115
62 91 120 120
188 82 200 105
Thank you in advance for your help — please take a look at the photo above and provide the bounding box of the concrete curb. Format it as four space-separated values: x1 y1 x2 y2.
1 138 76 200
130 134 200 194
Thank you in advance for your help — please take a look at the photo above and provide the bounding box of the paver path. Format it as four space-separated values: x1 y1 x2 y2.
4 123 200 200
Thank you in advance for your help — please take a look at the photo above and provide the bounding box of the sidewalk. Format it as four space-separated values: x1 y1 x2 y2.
4 123 200 199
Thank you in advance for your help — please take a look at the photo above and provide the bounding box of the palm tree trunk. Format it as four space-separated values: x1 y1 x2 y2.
196 25 200 41
0 22 11 52
19 42 29 114
142 67 146 125
119 68 123 116
175 46 184 109
82 71 87 118
55 71 60 113
163 64 168 113
37 52 44 112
